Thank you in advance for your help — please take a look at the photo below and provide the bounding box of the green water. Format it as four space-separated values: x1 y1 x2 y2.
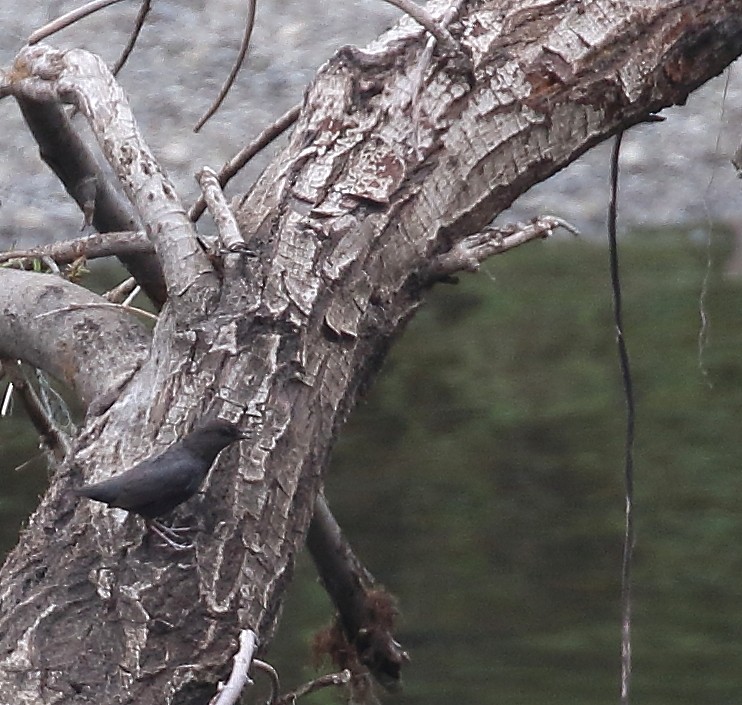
2 229 742 703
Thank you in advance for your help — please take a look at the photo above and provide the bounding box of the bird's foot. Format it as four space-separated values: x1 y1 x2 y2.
147 520 194 551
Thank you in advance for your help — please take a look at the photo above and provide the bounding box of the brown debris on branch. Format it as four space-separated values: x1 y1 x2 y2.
308 496 409 688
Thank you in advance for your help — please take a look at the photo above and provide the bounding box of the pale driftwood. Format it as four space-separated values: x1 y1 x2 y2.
0 2 741 705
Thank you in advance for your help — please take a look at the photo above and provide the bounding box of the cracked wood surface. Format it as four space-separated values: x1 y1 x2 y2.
1 1 741 703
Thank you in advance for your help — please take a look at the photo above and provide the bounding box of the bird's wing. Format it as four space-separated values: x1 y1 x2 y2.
110 446 206 509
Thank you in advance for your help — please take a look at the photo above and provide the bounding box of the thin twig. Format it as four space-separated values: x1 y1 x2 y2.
1 380 13 417
0 230 151 267
608 132 636 705
28 0 128 44
252 659 279 705
196 167 247 251
380 0 460 56
194 0 257 132
276 670 351 705
210 629 258 705
122 285 141 307
13 453 44 473
36 301 158 323
411 0 465 150
189 103 300 222
1 360 71 460
112 0 152 76
104 277 139 303
431 215 578 279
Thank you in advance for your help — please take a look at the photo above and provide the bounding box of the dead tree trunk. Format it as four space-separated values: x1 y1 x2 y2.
0 1 740 703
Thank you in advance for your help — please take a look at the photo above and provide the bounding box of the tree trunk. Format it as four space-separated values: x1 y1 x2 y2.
0 1 740 703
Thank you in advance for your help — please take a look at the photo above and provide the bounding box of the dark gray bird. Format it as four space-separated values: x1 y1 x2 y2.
73 419 247 549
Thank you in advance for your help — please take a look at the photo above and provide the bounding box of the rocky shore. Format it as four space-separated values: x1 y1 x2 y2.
1 1 740 247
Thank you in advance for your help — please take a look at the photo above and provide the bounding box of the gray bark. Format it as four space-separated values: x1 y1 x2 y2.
0 1 741 703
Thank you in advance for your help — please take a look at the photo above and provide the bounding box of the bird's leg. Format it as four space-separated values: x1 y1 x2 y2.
146 519 193 550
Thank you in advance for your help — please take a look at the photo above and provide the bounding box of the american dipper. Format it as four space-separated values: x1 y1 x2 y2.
73 419 246 549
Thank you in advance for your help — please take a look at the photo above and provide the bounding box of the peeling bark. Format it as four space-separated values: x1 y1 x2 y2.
0 1 741 704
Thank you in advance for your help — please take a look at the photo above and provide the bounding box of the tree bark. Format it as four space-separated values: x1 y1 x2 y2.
0 1 741 703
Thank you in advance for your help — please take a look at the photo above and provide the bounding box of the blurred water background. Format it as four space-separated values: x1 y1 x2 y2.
3 229 742 704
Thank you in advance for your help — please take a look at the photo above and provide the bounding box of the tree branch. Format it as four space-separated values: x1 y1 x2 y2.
428 215 579 280
0 360 72 460
0 269 151 407
188 103 300 223
209 629 258 705
307 496 408 687
10 45 218 313
0 230 152 267
14 96 167 306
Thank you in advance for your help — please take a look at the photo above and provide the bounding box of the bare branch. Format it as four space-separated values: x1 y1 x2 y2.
189 103 300 222
13 94 166 306
252 659 279 705
0 268 151 407
209 629 258 705
0 230 152 267
429 216 579 280
307 495 408 687
194 0 257 132
112 0 152 76
28 0 128 44
276 670 351 705
10 44 218 311
379 0 461 58
0 360 71 460
196 168 247 252
104 277 139 303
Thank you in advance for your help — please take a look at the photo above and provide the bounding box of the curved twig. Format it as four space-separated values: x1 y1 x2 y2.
251 659 279 705
189 103 300 222
275 670 351 705
28 0 128 44
194 0 257 132
112 0 152 76
36 301 158 323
